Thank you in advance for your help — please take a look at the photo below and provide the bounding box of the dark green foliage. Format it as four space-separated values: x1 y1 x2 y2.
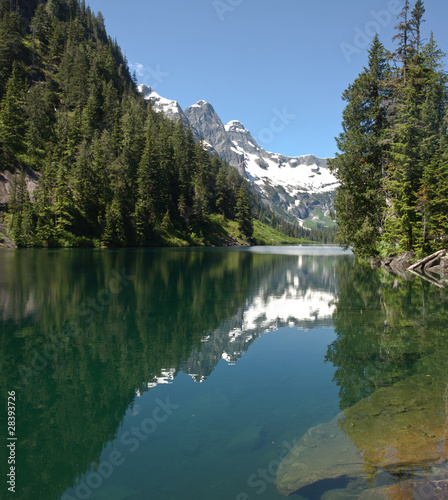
0 7 24 98
0 0 258 247
0 0 336 248
236 182 253 239
0 62 26 167
7 169 34 246
329 35 392 257
327 258 448 409
331 1 448 257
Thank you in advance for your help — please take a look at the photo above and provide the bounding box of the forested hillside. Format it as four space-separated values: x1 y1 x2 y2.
0 0 262 247
330 0 448 258
0 0 337 248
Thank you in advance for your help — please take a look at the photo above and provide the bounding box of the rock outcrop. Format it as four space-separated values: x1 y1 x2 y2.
372 250 448 286
276 374 448 498
0 166 40 208
275 413 365 496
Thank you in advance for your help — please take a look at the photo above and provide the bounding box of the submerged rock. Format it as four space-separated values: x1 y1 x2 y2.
227 424 263 451
275 374 448 497
358 477 448 499
340 374 448 474
275 413 365 496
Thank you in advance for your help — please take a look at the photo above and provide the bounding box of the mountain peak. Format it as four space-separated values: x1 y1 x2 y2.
225 120 248 133
189 100 212 109
136 86 337 226
137 84 153 98
138 85 190 128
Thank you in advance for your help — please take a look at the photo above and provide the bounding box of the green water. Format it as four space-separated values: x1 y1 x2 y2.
1 247 448 500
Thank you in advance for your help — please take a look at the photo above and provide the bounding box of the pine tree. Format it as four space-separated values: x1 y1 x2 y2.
7 169 33 246
25 82 56 162
410 0 425 54
102 196 126 247
236 183 253 239
0 8 23 98
420 140 448 249
392 0 413 84
384 68 424 252
0 62 26 168
133 137 160 245
52 168 74 243
383 6 448 254
329 36 392 256
72 139 101 232
216 167 230 218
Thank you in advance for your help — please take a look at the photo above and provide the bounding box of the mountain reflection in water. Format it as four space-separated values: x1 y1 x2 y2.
2 247 448 499
277 258 448 498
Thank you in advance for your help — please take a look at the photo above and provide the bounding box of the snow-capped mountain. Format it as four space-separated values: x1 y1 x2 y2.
221 120 337 224
184 100 245 175
138 84 338 226
138 84 191 130
135 247 345 393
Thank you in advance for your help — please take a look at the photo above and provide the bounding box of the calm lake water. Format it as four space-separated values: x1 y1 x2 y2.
1 246 448 500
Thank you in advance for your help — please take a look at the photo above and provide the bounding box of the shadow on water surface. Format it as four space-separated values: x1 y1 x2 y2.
293 476 353 499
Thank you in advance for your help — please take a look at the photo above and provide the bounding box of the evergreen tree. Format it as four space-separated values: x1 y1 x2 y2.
7 169 34 246
25 82 56 161
0 62 26 168
102 196 126 247
0 8 23 98
133 137 160 245
392 0 413 84
329 36 392 256
410 0 425 54
236 183 253 239
383 5 448 254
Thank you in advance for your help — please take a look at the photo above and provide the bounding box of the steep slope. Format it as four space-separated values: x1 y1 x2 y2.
138 84 191 130
1 1 261 248
223 120 337 225
139 86 338 227
184 100 245 175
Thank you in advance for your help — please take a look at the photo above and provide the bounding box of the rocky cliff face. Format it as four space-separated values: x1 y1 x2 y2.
184 101 246 175
138 84 191 130
0 166 40 208
138 84 338 227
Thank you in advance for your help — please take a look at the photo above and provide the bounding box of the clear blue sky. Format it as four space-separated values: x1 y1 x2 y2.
86 0 448 159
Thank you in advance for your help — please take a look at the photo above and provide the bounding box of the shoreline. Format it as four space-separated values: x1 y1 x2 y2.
371 250 448 286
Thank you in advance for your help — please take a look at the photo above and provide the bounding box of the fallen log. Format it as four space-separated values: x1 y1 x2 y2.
407 249 447 271
407 268 445 288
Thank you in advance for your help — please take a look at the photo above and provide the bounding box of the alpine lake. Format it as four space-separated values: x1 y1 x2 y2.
1 246 448 500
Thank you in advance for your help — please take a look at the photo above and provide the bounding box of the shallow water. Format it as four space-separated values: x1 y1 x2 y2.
1 246 447 499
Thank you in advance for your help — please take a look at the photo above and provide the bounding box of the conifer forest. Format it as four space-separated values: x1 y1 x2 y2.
330 0 448 258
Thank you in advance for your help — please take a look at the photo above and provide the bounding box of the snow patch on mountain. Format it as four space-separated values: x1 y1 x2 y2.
137 85 338 226
138 84 191 130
